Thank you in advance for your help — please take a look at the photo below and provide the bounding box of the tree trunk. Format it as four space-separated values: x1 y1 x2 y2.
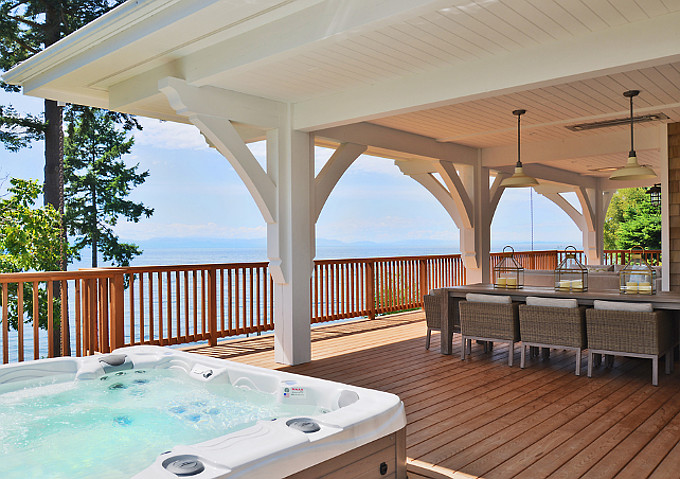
43 6 68 355
91 182 98 268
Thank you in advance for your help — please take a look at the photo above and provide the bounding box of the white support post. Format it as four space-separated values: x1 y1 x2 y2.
160 79 317 365
460 162 491 284
268 116 315 365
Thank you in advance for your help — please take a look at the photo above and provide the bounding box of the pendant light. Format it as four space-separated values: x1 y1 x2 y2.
500 109 538 188
609 90 657 181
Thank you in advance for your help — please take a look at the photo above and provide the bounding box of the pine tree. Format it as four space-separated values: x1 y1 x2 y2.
0 1 127 221
64 108 153 267
604 187 661 251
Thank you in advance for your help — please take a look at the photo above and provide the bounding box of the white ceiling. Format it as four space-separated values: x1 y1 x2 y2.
5 0 680 181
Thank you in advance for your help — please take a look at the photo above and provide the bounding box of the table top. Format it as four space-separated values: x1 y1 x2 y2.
441 284 680 310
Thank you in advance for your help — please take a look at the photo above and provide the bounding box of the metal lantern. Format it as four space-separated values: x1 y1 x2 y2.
646 183 661 207
554 246 588 292
493 246 524 289
619 246 656 295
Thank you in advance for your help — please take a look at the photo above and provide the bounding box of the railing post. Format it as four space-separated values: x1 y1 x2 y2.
366 261 376 320
86 278 98 355
208 268 218 346
110 271 125 351
419 259 428 303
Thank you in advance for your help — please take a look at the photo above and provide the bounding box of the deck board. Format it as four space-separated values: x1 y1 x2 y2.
186 311 680 479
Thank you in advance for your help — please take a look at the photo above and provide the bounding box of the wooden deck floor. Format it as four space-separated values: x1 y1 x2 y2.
187 311 680 479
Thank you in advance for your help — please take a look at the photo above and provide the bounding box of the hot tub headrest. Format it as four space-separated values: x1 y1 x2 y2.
99 354 133 373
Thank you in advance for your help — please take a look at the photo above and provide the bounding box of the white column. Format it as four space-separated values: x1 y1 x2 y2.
267 115 315 365
460 162 491 284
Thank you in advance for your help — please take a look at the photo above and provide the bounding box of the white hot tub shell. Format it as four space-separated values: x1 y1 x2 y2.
0 346 407 479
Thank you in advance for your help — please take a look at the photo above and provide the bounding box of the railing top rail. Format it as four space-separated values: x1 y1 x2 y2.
314 254 463 264
0 269 120 282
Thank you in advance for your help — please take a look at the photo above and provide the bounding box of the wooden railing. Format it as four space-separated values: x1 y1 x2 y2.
604 249 661 266
311 254 465 323
490 250 561 271
0 249 661 364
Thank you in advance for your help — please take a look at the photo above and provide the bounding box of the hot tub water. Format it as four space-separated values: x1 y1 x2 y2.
0 368 325 478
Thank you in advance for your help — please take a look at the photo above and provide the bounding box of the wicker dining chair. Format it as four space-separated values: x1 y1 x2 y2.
459 294 519 366
586 300 674 386
423 293 460 350
518 297 587 375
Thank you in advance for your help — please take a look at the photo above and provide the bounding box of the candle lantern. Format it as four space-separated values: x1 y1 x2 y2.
554 246 588 292
493 246 524 289
619 246 656 295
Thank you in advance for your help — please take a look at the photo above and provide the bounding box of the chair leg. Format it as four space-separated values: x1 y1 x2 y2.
508 342 514 367
588 351 593 378
575 349 581 376
666 348 674 374
467 339 472 355
520 344 526 369
653 357 659 386
426 329 431 350
461 336 466 360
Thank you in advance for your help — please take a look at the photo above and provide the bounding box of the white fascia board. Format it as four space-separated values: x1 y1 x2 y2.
293 11 680 131
481 127 664 168
315 123 477 165
2 0 190 86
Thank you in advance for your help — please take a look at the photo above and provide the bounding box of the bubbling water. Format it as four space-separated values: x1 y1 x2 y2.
0 368 324 479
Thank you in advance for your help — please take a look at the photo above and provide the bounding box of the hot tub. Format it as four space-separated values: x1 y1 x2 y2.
0 346 406 479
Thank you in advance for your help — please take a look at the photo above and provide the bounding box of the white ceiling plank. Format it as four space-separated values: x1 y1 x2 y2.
181 0 448 87
635 0 671 16
587 1 630 26
552 0 608 31
523 0 591 35
611 0 650 22
293 11 680 130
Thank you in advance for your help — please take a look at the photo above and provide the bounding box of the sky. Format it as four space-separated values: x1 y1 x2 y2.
0 89 583 250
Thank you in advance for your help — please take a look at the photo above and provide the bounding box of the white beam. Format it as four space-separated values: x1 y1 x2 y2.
435 161 472 229
488 173 508 228
189 115 276 224
495 163 597 189
481 127 664 168
158 77 282 128
293 11 680 130
405 172 465 229
314 142 366 221
316 123 477 164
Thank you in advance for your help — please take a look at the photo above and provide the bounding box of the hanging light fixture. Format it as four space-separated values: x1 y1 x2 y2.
500 109 538 188
609 90 657 181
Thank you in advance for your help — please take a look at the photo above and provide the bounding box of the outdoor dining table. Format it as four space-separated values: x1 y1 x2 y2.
434 284 680 355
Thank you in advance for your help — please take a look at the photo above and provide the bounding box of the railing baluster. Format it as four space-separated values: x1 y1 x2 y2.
75 280 82 355
33 281 39 360
60 280 68 356
2 283 8 364
17 282 24 362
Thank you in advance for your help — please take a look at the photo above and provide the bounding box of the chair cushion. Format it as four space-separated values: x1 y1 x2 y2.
465 293 512 304
593 300 653 312
525 296 579 308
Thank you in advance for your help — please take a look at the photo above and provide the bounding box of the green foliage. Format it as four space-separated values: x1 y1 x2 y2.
0 178 69 329
64 108 153 267
0 105 43 151
604 187 660 251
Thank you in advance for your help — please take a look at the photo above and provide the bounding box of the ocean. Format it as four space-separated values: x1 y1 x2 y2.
5 241 575 362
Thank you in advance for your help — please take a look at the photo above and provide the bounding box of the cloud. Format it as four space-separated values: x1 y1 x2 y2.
135 118 210 151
